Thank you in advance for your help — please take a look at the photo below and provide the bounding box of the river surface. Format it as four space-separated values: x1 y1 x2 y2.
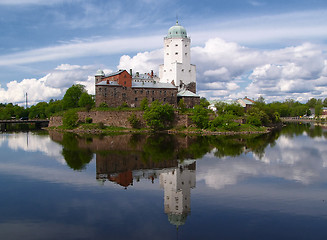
1 123 327 240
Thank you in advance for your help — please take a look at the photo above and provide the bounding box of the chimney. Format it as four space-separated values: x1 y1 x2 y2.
151 70 154 78
130 69 132 76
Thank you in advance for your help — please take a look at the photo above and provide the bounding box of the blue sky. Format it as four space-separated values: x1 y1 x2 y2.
0 0 327 105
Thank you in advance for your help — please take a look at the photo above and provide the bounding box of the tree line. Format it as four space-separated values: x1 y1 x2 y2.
1 83 327 130
0 84 94 120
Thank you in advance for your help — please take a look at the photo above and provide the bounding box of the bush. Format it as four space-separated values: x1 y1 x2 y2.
63 110 79 129
246 115 262 126
140 98 149 110
121 102 129 108
143 101 174 130
99 103 108 108
178 99 187 113
210 114 240 131
128 113 142 129
98 122 105 129
190 105 209 129
85 117 93 124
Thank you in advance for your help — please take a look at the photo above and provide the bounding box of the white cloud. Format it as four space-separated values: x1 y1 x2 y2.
117 49 163 74
0 64 102 104
0 36 162 67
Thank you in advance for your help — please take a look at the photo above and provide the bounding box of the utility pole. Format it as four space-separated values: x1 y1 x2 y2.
25 92 28 109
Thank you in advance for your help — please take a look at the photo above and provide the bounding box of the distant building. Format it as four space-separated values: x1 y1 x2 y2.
237 97 255 111
95 21 200 108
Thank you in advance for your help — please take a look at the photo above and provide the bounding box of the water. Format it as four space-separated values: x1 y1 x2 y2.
1 123 327 239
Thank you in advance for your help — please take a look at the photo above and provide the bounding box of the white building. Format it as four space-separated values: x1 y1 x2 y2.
159 21 197 94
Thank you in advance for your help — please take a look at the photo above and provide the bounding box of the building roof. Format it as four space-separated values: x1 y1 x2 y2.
132 81 177 89
166 20 187 39
177 89 200 98
96 81 119 86
237 98 255 107
103 69 126 78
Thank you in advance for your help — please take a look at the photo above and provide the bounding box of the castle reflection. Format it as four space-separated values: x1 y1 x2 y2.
96 150 196 227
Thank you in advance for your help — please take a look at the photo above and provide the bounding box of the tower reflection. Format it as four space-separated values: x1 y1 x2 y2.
160 161 196 228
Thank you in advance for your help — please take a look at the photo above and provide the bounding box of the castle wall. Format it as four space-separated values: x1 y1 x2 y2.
96 85 178 108
49 110 192 128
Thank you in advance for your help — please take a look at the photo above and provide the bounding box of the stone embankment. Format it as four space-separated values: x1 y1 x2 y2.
49 110 191 128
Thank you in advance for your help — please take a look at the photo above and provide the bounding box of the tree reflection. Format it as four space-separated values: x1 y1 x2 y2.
60 133 93 170
49 123 327 172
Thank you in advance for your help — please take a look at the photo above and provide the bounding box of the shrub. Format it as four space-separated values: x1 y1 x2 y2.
190 105 209 129
121 102 129 108
140 98 149 110
128 113 142 129
99 102 108 108
143 101 174 130
246 115 262 126
178 99 187 113
63 110 79 129
85 117 93 124
98 122 105 129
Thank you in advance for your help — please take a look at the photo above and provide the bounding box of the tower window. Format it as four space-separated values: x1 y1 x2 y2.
175 52 178 55
166 53 169 55
166 45 169 47
175 44 178 46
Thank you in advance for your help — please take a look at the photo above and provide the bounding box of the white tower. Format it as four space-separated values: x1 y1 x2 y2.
159 21 196 93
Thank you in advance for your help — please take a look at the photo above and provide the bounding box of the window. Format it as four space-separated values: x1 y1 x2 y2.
175 52 178 55
152 98 155 102
175 44 178 46
166 45 169 47
166 53 169 55
182 69 184 72
185 53 188 56
124 81 126 85
135 98 138 101
185 44 187 47
164 98 166 102
134 90 137 94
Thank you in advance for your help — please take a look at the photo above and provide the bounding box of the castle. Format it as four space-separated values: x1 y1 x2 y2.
95 21 200 108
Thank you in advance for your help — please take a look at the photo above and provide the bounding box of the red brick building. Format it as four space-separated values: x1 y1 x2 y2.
95 69 199 108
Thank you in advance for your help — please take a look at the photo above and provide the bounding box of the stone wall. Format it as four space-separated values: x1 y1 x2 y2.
96 85 178 108
49 110 192 128
48 116 63 127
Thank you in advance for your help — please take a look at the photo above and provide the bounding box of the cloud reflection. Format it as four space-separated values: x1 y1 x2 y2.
5 132 65 164
198 133 327 189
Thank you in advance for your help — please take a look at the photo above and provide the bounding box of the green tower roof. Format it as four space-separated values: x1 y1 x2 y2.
167 21 187 39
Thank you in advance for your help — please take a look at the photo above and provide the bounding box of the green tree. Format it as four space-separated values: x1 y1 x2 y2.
78 92 94 109
143 101 175 130
200 97 210 108
190 105 209 129
128 113 142 129
62 84 85 109
140 97 149 110
178 99 187 113
62 110 79 129
323 98 327 107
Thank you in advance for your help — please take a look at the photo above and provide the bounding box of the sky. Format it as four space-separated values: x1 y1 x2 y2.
1 0 327 105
